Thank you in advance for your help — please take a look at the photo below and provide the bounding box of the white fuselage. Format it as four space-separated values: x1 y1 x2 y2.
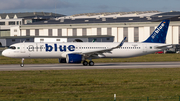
2 42 166 59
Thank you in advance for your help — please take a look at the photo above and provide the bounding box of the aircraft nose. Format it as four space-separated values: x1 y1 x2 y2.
2 50 9 57
2 50 6 56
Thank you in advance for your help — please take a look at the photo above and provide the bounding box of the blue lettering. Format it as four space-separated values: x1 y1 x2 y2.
45 44 75 52
59 45 66 52
46 44 53 52
54 44 57 51
68 45 75 51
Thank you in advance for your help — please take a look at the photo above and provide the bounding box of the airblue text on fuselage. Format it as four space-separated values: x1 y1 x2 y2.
46 44 75 52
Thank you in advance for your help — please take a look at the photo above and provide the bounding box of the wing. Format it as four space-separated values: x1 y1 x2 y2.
79 37 126 58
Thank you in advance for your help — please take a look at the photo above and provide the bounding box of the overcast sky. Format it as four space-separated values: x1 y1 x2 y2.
0 0 179 15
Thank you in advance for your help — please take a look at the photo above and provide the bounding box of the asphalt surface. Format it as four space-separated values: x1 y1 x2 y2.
0 62 180 71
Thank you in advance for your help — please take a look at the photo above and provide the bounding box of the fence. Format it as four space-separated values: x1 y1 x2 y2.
1 96 180 101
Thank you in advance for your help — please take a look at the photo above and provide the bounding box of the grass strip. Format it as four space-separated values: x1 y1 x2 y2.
0 68 180 100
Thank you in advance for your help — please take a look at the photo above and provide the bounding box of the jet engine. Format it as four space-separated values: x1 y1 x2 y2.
66 54 82 63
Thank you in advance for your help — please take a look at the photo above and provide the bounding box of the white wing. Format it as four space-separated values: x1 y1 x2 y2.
73 37 126 58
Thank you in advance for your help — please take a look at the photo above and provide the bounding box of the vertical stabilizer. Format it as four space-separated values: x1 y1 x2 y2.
143 20 170 43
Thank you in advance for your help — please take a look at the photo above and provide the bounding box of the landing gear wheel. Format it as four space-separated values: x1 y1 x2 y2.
20 58 25 67
20 64 24 67
83 61 88 66
89 61 94 66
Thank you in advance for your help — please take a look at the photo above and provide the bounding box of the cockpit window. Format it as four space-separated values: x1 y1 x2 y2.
9 46 16 49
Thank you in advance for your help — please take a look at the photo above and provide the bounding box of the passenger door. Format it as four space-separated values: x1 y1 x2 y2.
20 43 25 53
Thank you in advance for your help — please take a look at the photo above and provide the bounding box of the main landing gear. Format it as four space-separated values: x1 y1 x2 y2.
20 58 24 67
83 60 94 66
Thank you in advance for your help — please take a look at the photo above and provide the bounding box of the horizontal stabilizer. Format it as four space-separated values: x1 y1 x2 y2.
155 44 172 49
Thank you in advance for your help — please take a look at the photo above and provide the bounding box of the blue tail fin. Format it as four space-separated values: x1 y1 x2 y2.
143 20 170 43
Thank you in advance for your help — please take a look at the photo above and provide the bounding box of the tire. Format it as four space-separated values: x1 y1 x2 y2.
20 64 24 67
89 61 94 66
83 61 88 66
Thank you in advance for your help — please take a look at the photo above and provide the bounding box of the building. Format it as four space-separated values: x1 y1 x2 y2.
0 35 114 47
17 11 180 45
0 12 65 37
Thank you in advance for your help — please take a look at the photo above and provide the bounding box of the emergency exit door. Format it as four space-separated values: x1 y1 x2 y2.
143 45 147 53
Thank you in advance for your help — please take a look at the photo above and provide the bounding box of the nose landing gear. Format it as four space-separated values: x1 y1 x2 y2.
20 58 24 67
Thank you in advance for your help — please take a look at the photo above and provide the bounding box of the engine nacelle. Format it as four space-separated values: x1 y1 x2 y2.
66 54 82 63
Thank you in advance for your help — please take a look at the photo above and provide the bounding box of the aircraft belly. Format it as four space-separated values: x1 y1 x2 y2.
27 51 62 58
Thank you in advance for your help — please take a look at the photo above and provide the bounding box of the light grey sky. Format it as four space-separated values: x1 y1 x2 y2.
0 0 179 15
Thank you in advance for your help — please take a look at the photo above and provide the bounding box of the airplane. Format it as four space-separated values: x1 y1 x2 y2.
2 20 171 67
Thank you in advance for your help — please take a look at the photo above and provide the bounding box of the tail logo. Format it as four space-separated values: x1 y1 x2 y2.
143 20 169 43
151 23 165 39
